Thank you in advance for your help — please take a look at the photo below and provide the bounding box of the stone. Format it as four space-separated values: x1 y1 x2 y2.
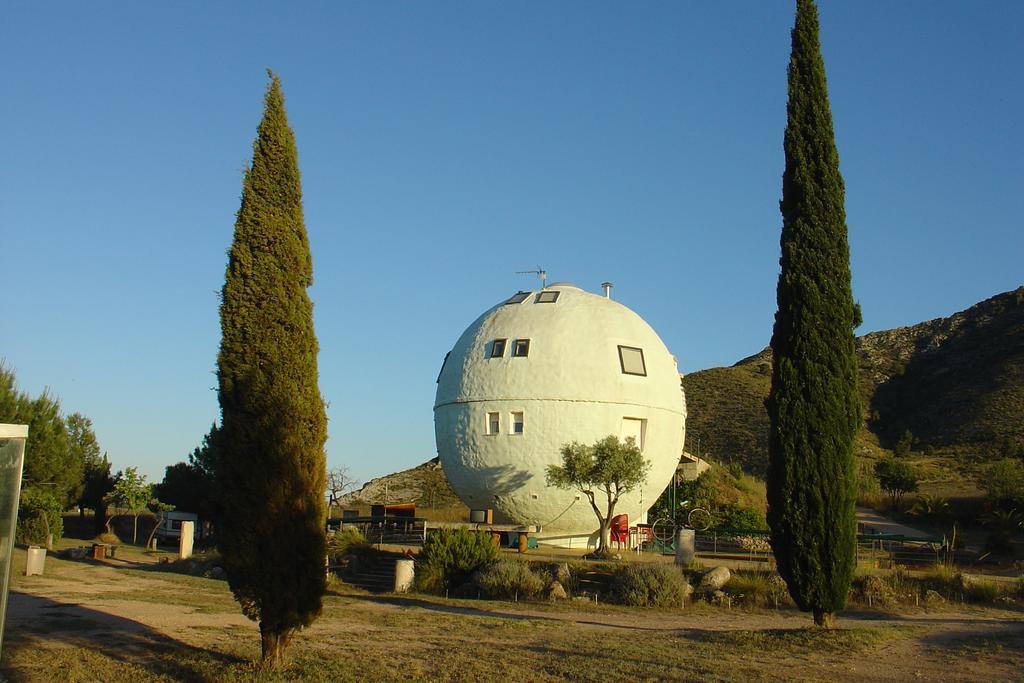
924 589 945 604
59 546 90 560
546 580 568 601
713 590 727 602
548 562 571 584
209 566 227 580
698 566 731 593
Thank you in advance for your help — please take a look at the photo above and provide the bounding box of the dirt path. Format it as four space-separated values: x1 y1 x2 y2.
5 552 1023 682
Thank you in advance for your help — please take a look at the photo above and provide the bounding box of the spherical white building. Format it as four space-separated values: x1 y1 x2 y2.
434 283 686 547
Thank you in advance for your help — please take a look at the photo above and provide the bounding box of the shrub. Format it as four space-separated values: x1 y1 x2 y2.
16 488 63 545
984 459 1024 510
415 528 498 594
609 563 689 607
476 560 546 600
716 503 766 531
327 526 369 557
724 571 784 607
963 579 1000 604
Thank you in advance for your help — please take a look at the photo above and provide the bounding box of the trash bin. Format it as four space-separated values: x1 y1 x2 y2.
25 546 46 576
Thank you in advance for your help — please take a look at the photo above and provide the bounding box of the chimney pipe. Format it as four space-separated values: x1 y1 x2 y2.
601 282 613 299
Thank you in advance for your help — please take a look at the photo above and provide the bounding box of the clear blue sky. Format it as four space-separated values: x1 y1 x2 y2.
2 2 1021 486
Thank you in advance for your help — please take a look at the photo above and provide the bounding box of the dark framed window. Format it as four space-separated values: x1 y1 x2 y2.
512 339 530 357
490 339 507 358
436 351 451 383
511 412 524 434
505 291 530 305
535 290 560 303
618 345 647 376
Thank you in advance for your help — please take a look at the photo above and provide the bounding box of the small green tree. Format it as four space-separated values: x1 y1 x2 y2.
144 498 175 550
546 435 650 554
80 452 115 537
893 430 913 458
874 458 918 509
983 458 1024 511
110 467 152 544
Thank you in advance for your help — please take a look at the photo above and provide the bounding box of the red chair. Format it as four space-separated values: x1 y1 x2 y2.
610 514 629 548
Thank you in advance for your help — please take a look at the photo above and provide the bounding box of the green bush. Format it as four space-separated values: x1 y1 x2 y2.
983 459 1024 510
327 526 369 557
476 560 546 600
16 488 63 545
415 528 498 594
716 503 766 531
724 571 789 607
963 579 1000 604
609 563 689 607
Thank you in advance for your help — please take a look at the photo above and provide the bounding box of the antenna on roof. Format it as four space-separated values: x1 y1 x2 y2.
515 266 547 290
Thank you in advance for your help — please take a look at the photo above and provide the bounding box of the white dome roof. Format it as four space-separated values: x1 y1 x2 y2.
434 284 686 544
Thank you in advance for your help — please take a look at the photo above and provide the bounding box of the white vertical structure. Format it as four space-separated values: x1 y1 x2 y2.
434 284 686 547
0 424 28 658
179 520 194 560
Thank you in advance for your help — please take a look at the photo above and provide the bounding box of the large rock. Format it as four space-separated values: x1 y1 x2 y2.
698 566 731 593
548 562 571 585
546 581 568 601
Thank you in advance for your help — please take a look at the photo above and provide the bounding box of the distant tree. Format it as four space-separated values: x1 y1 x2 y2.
546 435 650 554
983 458 1024 511
1 363 85 507
766 0 860 630
109 467 153 544
144 498 175 550
893 430 913 458
81 452 116 536
874 458 918 509
216 72 328 669
326 466 357 514
68 413 103 516
155 424 222 524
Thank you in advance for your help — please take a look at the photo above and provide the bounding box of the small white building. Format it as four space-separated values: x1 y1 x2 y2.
434 283 686 547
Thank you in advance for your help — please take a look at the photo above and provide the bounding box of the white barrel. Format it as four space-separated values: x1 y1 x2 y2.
394 558 415 593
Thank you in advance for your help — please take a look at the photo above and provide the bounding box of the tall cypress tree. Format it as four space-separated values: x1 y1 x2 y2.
767 0 860 629
216 71 328 667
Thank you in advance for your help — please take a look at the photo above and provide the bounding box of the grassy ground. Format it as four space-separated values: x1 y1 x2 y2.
3 545 1023 682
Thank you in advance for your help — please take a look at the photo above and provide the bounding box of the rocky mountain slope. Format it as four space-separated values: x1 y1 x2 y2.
336 457 461 510
683 287 1024 493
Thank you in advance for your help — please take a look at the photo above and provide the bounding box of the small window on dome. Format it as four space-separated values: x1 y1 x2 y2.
618 345 647 376
512 339 530 357
535 290 560 304
490 339 507 358
486 412 500 435
505 291 530 305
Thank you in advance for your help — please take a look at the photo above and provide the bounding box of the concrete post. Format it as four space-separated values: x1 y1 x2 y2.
675 528 695 565
25 547 45 576
179 521 194 560
394 558 415 593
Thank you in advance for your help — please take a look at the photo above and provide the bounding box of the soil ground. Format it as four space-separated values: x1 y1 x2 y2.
2 542 1022 682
